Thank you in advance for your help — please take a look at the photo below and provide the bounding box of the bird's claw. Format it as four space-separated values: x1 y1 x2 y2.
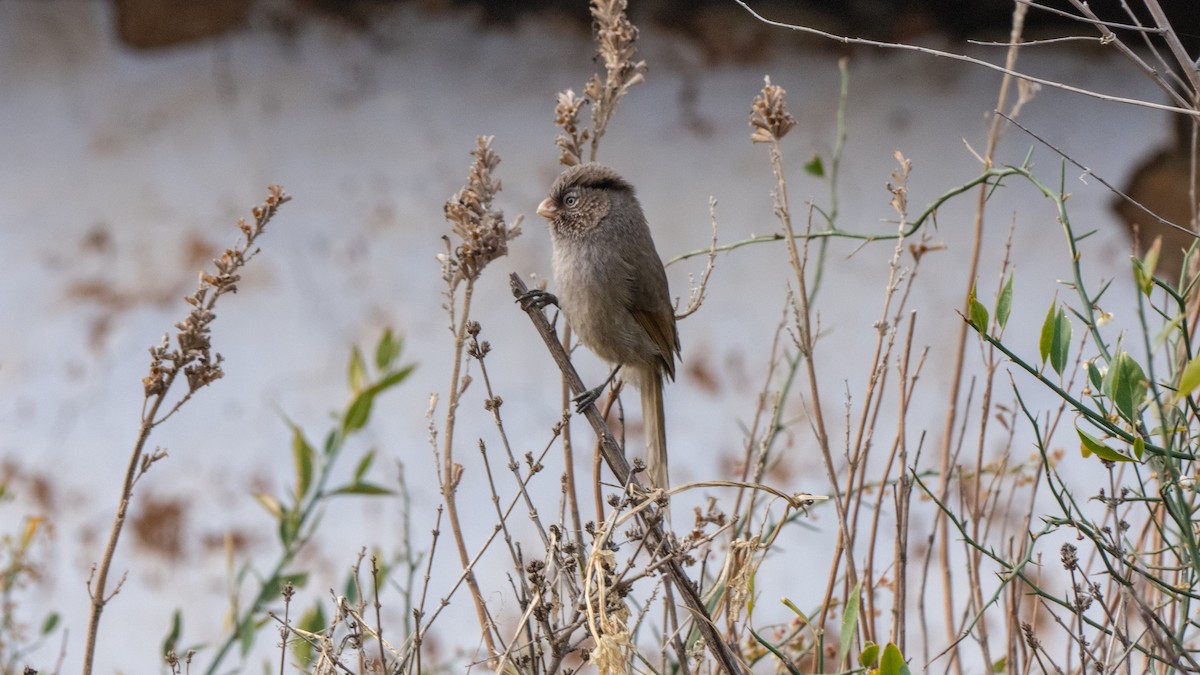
572 384 606 413
573 365 621 413
517 289 559 311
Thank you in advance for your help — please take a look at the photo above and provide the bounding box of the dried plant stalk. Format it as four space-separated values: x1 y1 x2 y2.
82 185 289 675
435 137 521 666
553 0 646 165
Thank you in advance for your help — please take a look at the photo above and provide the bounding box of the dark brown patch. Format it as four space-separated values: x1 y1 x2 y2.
30 474 55 512
114 0 252 49
202 529 251 555
131 494 188 560
81 224 112 253
684 345 719 394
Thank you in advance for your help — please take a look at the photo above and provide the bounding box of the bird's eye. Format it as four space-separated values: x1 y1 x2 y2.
564 193 579 208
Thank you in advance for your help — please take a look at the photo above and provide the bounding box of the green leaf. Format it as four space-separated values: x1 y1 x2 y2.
781 597 807 620
237 616 257 657
804 154 825 178
375 329 405 371
279 508 302 547
293 602 327 665
1174 354 1200 402
879 642 911 675
1050 307 1072 376
370 364 416 396
330 482 394 497
1039 302 1072 376
348 346 367 393
291 425 315 501
860 642 881 668
1105 351 1147 423
1077 426 1135 462
1133 435 1145 460
354 449 376 482
1087 360 1103 393
839 582 861 669
343 364 413 435
1133 236 1162 296
161 609 182 657
1039 302 1056 366
40 612 60 636
996 273 1013 330
343 389 375 434
992 655 1008 673
968 284 989 332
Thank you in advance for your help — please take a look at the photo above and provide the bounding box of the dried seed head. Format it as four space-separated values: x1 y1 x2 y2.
1060 542 1078 571
142 187 287 405
585 0 646 151
442 136 522 289
554 89 590 167
749 76 797 144
1021 622 1041 648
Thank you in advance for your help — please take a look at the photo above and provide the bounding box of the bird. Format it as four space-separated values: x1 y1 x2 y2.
529 163 680 490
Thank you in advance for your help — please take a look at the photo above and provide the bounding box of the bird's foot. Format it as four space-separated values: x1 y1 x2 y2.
517 289 559 311
572 383 607 413
572 365 622 413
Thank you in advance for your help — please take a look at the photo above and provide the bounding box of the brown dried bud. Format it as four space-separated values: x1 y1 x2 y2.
749 76 797 144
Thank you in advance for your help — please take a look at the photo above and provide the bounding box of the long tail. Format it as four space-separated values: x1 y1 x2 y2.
642 371 669 490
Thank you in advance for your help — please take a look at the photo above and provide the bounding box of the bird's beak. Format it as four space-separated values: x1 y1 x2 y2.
536 198 557 220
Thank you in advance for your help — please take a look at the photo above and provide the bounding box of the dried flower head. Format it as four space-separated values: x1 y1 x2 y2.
440 136 522 289
888 150 912 218
1021 621 1041 649
553 0 646 164
1060 542 1078 571
591 0 645 106
749 76 797 144
554 89 590 167
144 185 289 399
728 536 763 622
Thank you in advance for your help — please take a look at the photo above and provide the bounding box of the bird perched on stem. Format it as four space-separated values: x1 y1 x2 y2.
527 163 679 490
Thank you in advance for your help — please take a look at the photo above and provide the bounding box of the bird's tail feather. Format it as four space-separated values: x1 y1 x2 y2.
642 373 669 491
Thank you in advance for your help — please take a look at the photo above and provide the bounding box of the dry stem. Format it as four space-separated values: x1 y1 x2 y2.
82 185 289 675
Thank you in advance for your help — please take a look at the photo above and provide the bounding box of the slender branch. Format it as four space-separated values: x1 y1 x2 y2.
731 0 1200 117
510 272 747 675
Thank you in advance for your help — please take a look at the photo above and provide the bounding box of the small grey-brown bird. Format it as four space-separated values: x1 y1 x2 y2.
532 163 680 489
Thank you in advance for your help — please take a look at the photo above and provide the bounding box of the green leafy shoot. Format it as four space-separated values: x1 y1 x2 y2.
968 284 989 332
860 641 881 668
839 582 861 671
1173 353 1200 403
1132 235 1162 297
291 425 316 502
1103 351 1147 424
879 642 912 675
804 154 826 178
1039 301 1072 376
996 272 1013 330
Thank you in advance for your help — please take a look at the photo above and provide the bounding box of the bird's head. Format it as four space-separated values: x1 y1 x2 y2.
538 163 636 237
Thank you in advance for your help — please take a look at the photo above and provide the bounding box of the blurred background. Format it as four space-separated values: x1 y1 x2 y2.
1 0 1195 671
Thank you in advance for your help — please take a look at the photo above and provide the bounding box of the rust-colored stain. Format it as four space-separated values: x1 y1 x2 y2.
201 529 251 555
684 345 720 395
131 494 188 560
65 230 220 352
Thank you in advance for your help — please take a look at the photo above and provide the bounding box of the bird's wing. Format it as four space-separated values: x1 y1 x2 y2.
630 303 679 381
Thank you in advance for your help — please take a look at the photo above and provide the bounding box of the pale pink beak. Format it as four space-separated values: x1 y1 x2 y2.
537 198 557 220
